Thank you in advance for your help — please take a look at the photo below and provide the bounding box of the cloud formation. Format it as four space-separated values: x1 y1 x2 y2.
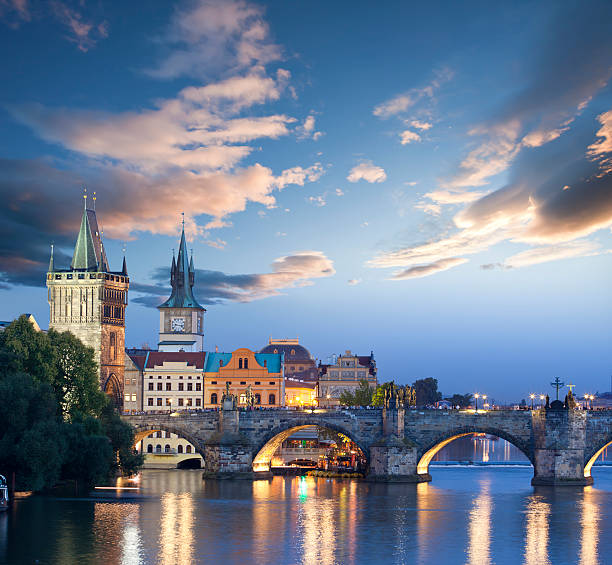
347 162 387 183
146 0 281 80
132 251 335 306
372 5 612 281
390 258 468 280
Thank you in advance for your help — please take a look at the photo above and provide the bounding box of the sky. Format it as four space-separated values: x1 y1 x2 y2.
0 0 611 402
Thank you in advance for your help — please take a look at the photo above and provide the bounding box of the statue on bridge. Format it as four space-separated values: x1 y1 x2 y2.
383 382 416 409
222 382 236 410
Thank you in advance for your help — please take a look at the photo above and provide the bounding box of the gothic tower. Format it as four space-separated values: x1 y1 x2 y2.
46 196 129 404
158 224 205 352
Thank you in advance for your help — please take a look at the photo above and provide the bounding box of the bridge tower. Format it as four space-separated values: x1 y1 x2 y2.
46 195 129 404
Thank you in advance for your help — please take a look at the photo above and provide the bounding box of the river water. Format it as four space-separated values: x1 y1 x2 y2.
2 438 611 565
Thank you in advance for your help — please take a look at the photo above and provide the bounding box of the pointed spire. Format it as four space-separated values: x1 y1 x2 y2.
158 217 204 310
122 256 128 276
48 244 54 272
71 197 110 272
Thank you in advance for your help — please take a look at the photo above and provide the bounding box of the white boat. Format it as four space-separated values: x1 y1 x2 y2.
0 475 8 511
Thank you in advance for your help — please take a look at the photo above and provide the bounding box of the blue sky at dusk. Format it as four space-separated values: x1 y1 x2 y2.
1 0 611 401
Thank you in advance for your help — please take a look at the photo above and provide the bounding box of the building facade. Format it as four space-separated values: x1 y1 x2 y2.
318 350 377 407
141 352 206 411
204 348 284 408
285 377 317 407
46 199 129 404
158 225 205 352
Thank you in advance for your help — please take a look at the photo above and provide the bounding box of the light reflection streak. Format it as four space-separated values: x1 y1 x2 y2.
158 492 194 565
299 482 336 565
466 481 492 565
579 489 600 565
523 497 550 565
93 503 142 565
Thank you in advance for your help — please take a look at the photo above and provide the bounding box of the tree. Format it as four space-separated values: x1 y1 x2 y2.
48 329 107 421
413 377 442 407
100 403 145 477
0 372 65 491
339 379 375 407
446 393 472 408
372 382 395 407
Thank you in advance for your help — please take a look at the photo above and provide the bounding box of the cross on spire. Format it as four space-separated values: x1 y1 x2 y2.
550 377 565 400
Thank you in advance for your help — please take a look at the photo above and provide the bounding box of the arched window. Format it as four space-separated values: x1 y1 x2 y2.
165 444 171 453
147 444 153 453
156 431 162 438
178 445 183 453
156 444 162 453
244 358 249 369
269 394 276 405
255 393 261 404
211 393 218 404
186 445 192 453
264 360 267 368
239 358 243 369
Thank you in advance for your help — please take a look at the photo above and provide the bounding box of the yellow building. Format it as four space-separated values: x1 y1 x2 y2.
285 377 317 407
318 350 378 407
204 347 284 408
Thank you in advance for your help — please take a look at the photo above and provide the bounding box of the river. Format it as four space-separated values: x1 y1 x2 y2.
2 438 611 564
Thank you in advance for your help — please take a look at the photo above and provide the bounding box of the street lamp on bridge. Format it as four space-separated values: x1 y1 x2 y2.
474 393 480 412
529 394 535 410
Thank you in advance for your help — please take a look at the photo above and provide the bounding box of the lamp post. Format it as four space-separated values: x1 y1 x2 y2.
482 395 487 411
530 394 535 410
539 395 545 408
474 393 480 412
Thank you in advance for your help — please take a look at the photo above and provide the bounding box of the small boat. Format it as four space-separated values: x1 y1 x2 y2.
0 475 8 511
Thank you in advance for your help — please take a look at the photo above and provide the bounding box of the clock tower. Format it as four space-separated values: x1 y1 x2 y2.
157 224 205 352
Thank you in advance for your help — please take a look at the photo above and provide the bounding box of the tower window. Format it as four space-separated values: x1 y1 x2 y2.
244 358 248 369
110 333 116 361
238 358 243 369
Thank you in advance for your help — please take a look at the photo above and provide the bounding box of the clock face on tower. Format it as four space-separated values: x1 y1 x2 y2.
171 317 185 332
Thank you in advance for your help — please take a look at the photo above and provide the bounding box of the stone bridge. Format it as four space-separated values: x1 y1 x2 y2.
122 407 612 485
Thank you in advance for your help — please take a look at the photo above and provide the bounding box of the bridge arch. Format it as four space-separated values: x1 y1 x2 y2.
415 427 534 476
251 419 369 473
131 423 206 460
584 438 612 479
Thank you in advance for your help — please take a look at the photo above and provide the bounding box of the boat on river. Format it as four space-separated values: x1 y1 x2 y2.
0 475 8 511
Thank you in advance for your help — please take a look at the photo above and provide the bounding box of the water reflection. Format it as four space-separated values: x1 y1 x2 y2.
466 479 492 565
523 497 550 565
158 492 194 565
579 488 600 565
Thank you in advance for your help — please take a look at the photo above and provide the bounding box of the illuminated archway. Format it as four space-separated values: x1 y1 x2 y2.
584 440 612 479
251 423 367 473
416 429 533 476
131 424 205 464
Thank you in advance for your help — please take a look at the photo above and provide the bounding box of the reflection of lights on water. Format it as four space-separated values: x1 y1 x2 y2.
159 492 194 565
579 490 600 565
524 497 550 565
298 476 309 500
466 481 492 565
299 496 335 565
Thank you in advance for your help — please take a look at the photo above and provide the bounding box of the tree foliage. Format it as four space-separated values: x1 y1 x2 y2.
0 315 143 490
445 393 473 408
413 377 442 407
339 379 376 406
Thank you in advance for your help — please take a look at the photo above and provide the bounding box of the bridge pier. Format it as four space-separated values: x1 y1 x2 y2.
202 408 271 479
531 408 592 486
367 407 428 482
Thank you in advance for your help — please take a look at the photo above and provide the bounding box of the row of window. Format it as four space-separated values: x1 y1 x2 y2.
148 382 202 391
148 375 201 379
146 444 194 454
148 398 202 407
208 393 275 404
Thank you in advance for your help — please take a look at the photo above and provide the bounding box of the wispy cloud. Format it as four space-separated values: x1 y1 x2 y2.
390 258 468 280
347 278 361 286
308 195 326 207
373 68 452 118
399 129 421 145
502 240 601 269
347 161 387 183
50 1 108 52
146 0 281 80
297 114 323 140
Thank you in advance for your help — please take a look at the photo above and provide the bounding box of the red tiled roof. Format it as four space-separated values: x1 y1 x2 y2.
144 351 206 369
127 354 147 371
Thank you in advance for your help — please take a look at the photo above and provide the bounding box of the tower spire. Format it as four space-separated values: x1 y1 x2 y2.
48 244 54 272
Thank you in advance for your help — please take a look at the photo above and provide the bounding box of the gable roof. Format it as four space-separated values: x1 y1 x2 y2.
144 351 206 369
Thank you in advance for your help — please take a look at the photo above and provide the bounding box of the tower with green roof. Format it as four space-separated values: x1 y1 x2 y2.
46 195 129 405
157 223 206 352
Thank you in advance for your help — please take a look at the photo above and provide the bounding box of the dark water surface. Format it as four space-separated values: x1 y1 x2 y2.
2 464 612 564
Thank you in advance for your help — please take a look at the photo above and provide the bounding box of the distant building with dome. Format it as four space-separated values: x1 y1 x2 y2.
260 338 317 378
